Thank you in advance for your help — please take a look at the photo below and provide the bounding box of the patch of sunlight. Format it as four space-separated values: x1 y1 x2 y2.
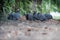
50 12 60 20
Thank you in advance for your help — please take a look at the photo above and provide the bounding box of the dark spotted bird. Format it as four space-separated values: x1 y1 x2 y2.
38 13 47 21
7 12 14 20
13 11 20 20
44 14 52 20
24 13 29 20
28 13 33 21
7 11 20 20
33 12 39 20
24 13 34 21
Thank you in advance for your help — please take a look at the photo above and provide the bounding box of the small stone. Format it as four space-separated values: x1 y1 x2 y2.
42 32 47 35
27 27 32 32
44 27 48 29
27 28 31 32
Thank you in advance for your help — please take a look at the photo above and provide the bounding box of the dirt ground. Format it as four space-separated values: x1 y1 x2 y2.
0 19 60 40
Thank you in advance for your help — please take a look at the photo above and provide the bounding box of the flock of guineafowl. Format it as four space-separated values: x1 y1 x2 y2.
7 10 52 22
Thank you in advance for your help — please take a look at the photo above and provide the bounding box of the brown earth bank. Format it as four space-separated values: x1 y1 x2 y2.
0 19 60 40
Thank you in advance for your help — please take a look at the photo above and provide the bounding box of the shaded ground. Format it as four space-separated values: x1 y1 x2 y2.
0 19 60 40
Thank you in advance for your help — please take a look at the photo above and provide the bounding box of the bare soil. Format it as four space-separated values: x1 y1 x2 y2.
0 19 60 40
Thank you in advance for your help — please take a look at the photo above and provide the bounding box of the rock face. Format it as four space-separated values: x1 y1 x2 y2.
0 20 60 40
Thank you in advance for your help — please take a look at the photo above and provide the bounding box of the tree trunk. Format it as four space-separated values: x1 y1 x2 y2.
15 0 20 11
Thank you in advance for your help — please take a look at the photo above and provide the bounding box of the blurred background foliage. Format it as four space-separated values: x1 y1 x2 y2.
0 0 60 20
2 0 60 14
